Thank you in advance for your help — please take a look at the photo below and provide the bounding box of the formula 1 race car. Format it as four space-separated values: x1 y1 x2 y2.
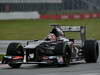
2 24 99 68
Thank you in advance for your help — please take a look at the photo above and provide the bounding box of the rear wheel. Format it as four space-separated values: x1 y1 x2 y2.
83 40 99 63
6 43 24 68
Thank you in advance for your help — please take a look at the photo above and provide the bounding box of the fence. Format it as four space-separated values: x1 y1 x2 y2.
0 11 40 20
40 13 100 19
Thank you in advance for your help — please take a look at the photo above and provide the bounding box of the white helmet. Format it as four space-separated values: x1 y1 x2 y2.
56 28 64 37
47 33 56 41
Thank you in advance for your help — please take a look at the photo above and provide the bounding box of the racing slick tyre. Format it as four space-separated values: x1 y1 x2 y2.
55 42 71 66
83 40 99 63
6 43 24 68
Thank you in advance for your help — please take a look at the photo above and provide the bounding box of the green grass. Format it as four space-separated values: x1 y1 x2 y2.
0 54 5 61
0 19 100 40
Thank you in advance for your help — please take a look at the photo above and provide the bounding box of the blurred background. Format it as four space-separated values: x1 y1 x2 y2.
0 0 100 40
0 0 100 14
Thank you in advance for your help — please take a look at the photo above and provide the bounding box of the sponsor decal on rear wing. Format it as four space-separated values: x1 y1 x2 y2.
60 26 85 32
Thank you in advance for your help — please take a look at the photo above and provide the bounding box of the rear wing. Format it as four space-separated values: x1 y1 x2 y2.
50 24 86 46
61 26 86 46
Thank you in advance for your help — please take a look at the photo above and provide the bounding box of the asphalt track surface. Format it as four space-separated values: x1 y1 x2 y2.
0 46 100 75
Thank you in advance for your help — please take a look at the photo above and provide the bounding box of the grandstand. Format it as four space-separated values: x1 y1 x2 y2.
0 0 100 13
81 0 100 10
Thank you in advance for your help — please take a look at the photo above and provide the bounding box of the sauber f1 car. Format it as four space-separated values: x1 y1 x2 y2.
2 24 99 68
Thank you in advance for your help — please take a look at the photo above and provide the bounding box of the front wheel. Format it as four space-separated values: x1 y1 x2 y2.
6 43 24 68
62 45 71 66
55 42 71 66
8 63 22 68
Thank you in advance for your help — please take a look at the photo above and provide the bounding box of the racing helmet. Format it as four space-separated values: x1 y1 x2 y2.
51 27 64 37
55 28 64 37
47 33 56 41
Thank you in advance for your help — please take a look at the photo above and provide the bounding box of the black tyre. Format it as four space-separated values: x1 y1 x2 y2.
83 40 99 63
8 63 22 68
55 42 71 66
62 44 71 66
38 64 48 67
6 43 24 68
55 42 66 55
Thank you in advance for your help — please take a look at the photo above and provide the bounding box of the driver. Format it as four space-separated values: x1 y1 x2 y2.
45 26 69 42
50 27 69 41
50 27 64 37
